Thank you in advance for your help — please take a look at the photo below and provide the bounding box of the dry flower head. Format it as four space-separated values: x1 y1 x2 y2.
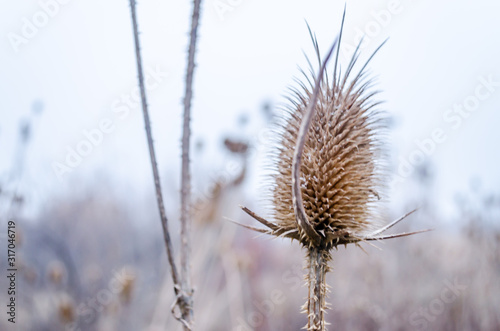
234 12 430 331
237 23 429 250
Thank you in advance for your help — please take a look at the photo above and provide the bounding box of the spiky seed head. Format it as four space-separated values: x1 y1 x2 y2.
234 21 429 331
270 38 386 250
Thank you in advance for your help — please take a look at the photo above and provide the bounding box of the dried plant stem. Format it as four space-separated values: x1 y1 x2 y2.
306 249 331 331
128 1 191 329
179 0 203 328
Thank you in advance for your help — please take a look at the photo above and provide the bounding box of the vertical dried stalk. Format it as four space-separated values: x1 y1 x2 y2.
128 1 190 329
305 249 331 330
180 0 203 328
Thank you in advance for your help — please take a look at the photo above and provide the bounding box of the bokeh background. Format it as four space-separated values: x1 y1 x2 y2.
1 0 499 330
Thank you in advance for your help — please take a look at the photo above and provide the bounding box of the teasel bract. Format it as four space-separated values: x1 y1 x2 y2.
235 12 430 331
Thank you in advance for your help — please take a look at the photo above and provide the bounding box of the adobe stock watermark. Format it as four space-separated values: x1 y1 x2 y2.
7 0 74 53
393 75 499 184
235 263 302 330
341 0 405 60
409 277 467 330
212 0 244 21
51 65 168 181
65 268 135 331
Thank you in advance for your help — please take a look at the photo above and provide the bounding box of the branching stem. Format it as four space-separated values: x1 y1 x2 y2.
128 1 193 329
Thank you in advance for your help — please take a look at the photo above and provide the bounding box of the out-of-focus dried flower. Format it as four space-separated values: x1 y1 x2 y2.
47 260 67 285
119 266 136 304
59 295 75 323
224 138 249 155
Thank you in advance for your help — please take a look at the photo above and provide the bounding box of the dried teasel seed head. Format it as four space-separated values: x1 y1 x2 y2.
236 22 429 249
235 14 432 331
269 28 387 250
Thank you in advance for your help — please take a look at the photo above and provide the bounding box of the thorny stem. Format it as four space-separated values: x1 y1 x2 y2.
180 0 203 328
128 0 191 329
306 248 330 331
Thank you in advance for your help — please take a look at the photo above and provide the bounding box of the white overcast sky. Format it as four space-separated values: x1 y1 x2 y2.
1 0 499 220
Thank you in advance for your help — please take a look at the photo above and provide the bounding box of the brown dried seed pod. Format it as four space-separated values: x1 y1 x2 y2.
272 49 386 250
236 12 430 331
